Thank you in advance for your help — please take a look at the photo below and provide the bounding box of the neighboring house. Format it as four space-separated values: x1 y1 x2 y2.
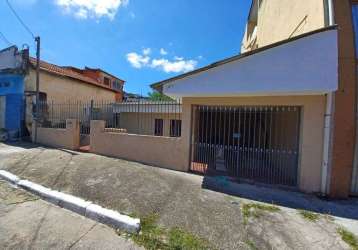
0 46 28 140
151 0 358 198
26 58 124 103
0 45 125 138
24 58 125 133
123 92 149 102
62 66 124 101
112 101 182 136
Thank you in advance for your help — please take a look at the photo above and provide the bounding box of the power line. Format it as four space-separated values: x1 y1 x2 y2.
0 31 12 46
6 0 35 39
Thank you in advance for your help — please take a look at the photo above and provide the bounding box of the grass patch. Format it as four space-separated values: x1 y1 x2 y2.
337 227 358 250
121 213 213 250
168 227 210 250
298 210 320 222
245 239 258 250
242 203 280 224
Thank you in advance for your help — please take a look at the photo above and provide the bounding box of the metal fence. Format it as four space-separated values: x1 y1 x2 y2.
190 105 301 187
36 99 182 137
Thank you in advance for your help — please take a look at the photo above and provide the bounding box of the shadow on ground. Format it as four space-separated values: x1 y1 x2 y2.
1 141 42 150
202 174 358 220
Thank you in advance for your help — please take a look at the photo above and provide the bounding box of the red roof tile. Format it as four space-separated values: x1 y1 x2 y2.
29 57 119 93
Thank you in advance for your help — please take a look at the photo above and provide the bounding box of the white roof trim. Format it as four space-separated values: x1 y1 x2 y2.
162 29 338 98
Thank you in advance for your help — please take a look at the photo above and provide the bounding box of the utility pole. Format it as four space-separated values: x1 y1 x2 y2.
34 36 40 143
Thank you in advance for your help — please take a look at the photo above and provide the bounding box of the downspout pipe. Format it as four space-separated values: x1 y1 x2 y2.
321 0 335 195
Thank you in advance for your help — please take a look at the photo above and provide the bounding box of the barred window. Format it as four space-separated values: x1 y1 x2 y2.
170 120 181 137
154 119 164 136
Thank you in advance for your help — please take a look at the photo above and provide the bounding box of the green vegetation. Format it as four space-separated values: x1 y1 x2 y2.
298 210 320 222
121 213 213 250
245 239 258 250
242 203 280 224
168 227 211 250
147 91 173 101
337 227 358 250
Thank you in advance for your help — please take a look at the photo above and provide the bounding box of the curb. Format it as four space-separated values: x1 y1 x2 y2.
0 170 140 233
0 170 20 184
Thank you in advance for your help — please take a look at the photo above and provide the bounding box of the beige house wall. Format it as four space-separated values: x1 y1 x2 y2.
25 69 117 133
32 119 80 150
241 0 326 52
25 69 116 102
90 120 187 171
181 95 326 193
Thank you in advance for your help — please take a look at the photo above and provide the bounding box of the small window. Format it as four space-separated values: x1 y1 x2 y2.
112 80 123 91
103 77 110 86
170 120 181 137
154 119 164 136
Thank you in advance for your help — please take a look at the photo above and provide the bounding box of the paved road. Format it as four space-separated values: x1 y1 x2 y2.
0 142 357 249
0 180 142 250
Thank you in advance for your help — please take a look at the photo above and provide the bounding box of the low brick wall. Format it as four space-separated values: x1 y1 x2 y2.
32 119 80 150
90 120 187 171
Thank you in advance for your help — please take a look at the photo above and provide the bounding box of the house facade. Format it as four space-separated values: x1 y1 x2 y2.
241 0 358 199
0 45 125 138
25 58 124 103
150 0 358 198
0 46 28 140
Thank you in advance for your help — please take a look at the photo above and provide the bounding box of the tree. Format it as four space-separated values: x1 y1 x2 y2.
147 91 173 101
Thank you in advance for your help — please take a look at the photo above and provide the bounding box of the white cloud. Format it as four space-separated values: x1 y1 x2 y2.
160 48 168 55
126 48 197 73
151 58 197 73
126 52 150 68
75 8 88 19
142 48 151 55
55 0 129 20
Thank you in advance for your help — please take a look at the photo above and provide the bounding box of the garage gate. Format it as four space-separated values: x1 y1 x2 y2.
190 105 301 187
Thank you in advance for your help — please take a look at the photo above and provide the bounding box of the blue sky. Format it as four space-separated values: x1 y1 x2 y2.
0 0 251 95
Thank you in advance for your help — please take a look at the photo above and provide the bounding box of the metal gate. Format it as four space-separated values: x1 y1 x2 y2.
190 105 301 187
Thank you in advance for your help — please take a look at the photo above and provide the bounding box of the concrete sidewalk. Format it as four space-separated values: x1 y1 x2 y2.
0 180 142 250
1 142 357 250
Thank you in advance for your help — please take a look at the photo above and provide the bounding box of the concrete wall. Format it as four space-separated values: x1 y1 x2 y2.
120 112 181 136
241 0 326 52
329 0 357 198
33 119 80 150
90 120 188 171
181 96 326 193
0 46 25 71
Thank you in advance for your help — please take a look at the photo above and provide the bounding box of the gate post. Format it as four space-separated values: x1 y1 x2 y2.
66 119 80 150
90 120 105 153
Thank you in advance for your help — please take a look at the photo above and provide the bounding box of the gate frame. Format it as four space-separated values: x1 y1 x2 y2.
189 104 302 189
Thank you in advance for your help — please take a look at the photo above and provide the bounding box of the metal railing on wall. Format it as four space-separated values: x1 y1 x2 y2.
36 99 182 137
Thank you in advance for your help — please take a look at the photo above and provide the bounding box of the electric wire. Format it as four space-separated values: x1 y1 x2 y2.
6 0 35 39
0 31 12 46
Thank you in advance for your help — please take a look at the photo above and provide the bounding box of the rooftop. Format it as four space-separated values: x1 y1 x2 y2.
29 57 122 93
